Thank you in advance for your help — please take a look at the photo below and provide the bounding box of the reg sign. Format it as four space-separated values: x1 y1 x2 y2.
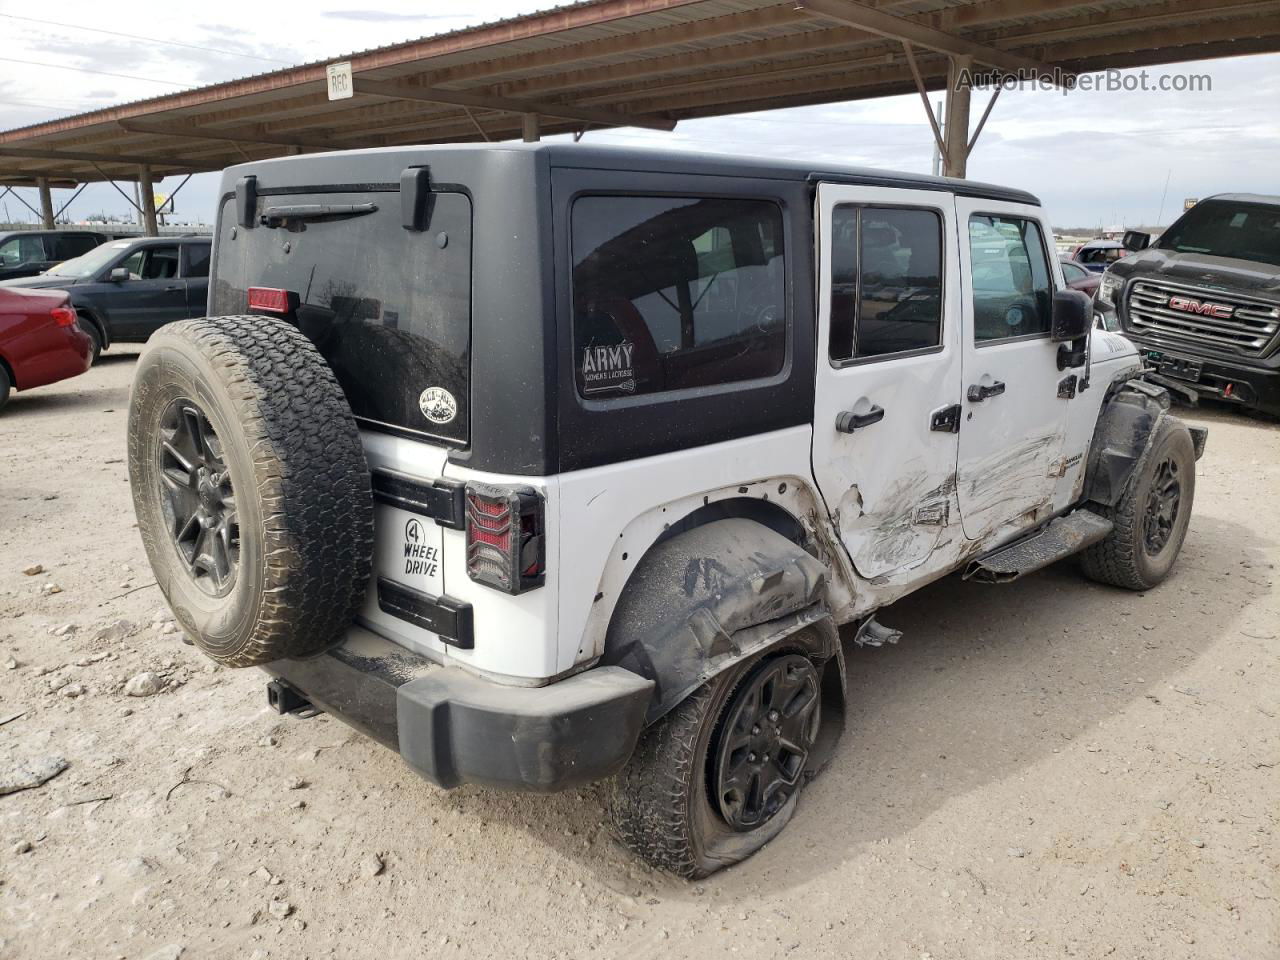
327 61 354 101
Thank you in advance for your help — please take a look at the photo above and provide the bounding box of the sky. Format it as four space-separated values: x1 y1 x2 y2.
1 0 1277 230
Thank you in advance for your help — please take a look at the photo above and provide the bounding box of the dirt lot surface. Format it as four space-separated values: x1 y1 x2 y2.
1 350 1277 960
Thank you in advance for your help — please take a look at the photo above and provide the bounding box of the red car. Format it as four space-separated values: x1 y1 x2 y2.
0 287 93 411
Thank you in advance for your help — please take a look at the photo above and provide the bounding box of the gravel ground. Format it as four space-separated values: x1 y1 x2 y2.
1 350 1277 960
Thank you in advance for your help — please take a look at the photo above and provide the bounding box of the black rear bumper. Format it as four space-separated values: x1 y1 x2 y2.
264 627 653 792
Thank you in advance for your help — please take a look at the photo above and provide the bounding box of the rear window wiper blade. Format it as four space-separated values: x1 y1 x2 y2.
259 203 378 227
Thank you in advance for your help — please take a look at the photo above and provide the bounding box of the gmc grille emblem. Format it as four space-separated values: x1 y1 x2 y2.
1166 295 1234 319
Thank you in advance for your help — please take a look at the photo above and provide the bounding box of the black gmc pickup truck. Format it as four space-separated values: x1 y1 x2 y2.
1096 194 1280 417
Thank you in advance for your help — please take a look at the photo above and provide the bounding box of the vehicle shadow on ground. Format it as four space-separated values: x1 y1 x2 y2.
2 384 127 418
96 351 140 366
427 511 1271 890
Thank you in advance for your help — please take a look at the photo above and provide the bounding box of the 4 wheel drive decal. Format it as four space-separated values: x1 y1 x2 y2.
402 517 441 579
582 340 637 396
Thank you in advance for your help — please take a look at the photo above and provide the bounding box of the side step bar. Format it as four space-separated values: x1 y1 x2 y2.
964 510 1113 584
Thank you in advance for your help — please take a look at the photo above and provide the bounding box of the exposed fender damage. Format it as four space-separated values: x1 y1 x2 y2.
601 518 839 726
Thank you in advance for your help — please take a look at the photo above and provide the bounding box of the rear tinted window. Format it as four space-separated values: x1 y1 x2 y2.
829 206 943 362
49 234 100 260
212 191 472 445
571 196 786 399
184 243 211 278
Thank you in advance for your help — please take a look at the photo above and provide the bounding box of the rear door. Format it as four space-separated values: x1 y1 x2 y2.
180 242 211 315
812 184 964 582
955 199 1071 542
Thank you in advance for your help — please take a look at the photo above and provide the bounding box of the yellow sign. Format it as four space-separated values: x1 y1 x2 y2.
153 194 168 211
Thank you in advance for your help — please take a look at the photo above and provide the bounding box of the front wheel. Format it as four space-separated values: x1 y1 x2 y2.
608 648 827 878
1081 417 1196 590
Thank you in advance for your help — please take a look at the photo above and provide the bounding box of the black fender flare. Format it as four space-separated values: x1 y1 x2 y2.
1083 376 1206 508
601 517 840 728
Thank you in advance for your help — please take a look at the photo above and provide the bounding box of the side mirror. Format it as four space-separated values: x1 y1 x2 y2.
1122 229 1151 252
1051 288 1092 342
108 267 130 283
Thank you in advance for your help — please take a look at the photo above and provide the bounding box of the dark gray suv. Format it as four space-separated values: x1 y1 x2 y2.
0 235 211 361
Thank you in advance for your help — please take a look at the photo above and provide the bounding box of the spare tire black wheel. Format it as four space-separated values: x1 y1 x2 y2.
127 315 374 667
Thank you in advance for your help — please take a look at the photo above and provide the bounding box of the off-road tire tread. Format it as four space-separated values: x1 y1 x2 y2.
1081 418 1190 591
132 315 374 667
608 685 714 879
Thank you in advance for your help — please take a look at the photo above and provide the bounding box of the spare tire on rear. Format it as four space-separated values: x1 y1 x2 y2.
127 315 374 667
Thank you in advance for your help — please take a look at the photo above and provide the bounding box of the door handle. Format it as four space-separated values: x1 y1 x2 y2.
164 285 182 292
835 404 885 433
967 380 1006 403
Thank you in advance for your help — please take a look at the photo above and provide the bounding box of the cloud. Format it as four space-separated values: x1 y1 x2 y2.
320 10 470 22
2 0 1277 230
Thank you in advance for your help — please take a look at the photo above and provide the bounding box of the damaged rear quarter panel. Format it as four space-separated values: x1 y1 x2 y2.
555 425 857 674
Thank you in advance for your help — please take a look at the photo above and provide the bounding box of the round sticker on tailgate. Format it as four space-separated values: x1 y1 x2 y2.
419 387 457 425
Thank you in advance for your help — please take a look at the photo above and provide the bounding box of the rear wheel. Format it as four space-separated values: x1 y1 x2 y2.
76 313 102 365
0 363 10 412
609 647 824 878
1081 417 1196 590
127 315 374 666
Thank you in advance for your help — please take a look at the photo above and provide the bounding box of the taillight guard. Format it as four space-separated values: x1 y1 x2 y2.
465 482 545 594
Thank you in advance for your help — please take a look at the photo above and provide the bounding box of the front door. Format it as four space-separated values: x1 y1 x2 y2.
812 184 963 581
955 198 1071 542
106 244 187 339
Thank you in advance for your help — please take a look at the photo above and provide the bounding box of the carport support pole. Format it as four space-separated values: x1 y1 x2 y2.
37 177 54 228
138 164 158 236
521 113 541 142
943 55 973 179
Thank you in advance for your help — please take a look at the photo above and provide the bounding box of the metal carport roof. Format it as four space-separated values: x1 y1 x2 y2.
2 0 1277 188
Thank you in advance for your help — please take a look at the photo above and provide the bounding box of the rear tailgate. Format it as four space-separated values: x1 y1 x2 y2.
211 187 472 446
211 182 474 661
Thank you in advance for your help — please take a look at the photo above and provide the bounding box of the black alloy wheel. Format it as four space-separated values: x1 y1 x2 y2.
158 398 239 597
712 654 821 832
1143 455 1181 556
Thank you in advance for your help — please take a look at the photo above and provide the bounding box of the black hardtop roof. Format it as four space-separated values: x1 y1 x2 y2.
227 142 1041 207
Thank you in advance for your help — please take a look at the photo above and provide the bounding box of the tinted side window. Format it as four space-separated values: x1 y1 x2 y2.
143 246 179 280
50 235 100 260
184 243 211 278
969 215 1053 342
571 196 785 398
830 206 943 362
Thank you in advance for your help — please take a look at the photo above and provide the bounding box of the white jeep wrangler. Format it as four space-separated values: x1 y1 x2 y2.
127 144 1204 878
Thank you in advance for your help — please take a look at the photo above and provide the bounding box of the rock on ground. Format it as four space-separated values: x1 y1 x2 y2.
0 755 69 795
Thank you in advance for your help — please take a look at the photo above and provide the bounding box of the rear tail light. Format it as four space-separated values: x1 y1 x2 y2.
247 286 295 314
464 482 544 594
50 305 76 328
